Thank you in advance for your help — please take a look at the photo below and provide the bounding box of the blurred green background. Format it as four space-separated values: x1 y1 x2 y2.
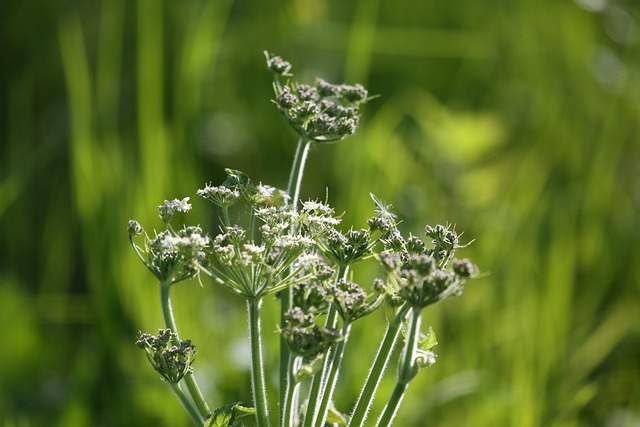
1 0 639 425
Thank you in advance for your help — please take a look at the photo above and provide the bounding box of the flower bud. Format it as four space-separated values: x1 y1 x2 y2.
158 197 192 223
136 329 196 383
339 84 368 103
296 84 319 101
452 258 478 278
128 220 144 238
267 55 292 75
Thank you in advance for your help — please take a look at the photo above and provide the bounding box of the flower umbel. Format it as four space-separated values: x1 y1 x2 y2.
197 183 241 208
128 224 210 284
378 224 478 309
158 197 192 223
265 52 371 143
136 329 196 383
127 52 481 427
325 278 385 323
281 307 342 359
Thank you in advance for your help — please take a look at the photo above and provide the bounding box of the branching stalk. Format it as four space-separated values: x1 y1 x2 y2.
302 305 339 427
303 265 348 427
348 304 410 427
313 322 352 427
375 307 422 427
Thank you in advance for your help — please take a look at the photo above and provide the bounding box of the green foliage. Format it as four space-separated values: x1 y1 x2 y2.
206 403 255 427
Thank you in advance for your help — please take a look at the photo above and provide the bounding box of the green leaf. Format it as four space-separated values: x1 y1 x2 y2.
223 169 256 197
401 324 438 351
418 327 438 351
326 401 348 426
295 354 324 383
205 402 255 427
266 187 289 207
232 405 256 419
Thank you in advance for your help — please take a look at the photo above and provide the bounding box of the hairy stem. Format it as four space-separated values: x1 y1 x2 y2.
282 356 302 427
374 382 407 427
348 304 410 427
183 375 211 420
280 136 311 426
248 298 272 427
302 306 339 427
375 307 422 427
160 281 211 419
313 322 352 427
303 265 349 427
279 343 294 427
169 382 206 427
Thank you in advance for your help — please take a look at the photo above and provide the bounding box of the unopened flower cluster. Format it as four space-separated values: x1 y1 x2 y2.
136 329 196 383
267 52 370 142
378 224 478 309
281 307 342 359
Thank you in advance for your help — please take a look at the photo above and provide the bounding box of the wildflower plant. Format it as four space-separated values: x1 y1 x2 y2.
128 52 478 427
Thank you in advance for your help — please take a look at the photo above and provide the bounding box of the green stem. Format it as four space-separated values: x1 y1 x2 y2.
374 382 407 427
398 308 422 384
375 307 422 427
302 306 338 427
249 209 257 241
348 304 410 427
169 382 206 427
248 298 272 427
280 136 311 426
184 375 211 420
279 343 294 427
282 356 301 427
160 281 211 419
160 281 179 332
222 206 231 227
287 137 311 212
313 322 352 427
303 265 348 427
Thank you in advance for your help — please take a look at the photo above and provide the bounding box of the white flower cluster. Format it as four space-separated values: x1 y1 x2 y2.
197 184 241 208
158 197 192 223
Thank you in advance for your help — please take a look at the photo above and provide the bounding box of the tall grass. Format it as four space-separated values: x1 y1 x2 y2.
332 2 640 426
0 0 638 425
55 1 242 424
